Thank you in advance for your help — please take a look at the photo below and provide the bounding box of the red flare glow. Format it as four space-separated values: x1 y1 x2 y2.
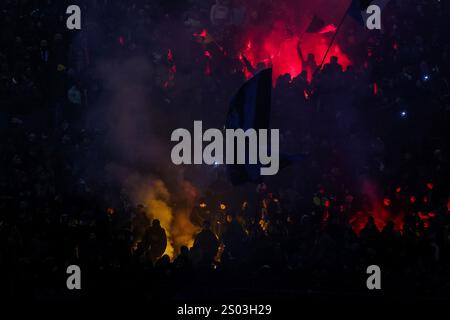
319 24 337 34
304 89 309 100
418 212 427 219
168 65 176 80
418 212 433 229
118 36 125 46
167 49 174 63
203 50 213 76
350 179 405 235
204 50 212 59
322 210 330 225
349 211 367 235
240 22 350 83
193 29 208 39
164 49 176 89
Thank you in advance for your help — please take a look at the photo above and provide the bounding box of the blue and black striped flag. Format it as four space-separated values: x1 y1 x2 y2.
225 68 272 185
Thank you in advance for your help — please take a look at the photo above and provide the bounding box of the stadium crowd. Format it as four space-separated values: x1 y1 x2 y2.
0 0 449 301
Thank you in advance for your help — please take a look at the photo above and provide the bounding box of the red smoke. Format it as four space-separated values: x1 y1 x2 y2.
189 1 353 82
236 0 352 82
349 179 405 235
239 23 351 83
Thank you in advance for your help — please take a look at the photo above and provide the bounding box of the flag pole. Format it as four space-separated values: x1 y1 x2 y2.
314 5 351 76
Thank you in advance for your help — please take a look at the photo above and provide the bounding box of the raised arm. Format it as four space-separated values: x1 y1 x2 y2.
297 40 306 64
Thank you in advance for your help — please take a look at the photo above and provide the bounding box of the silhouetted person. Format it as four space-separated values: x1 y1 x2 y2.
155 254 171 269
360 216 380 244
141 219 167 263
297 41 318 76
292 70 309 92
222 215 246 259
132 205 150 245
173 245 193 273
174 245 189 264
322 56 342 76
192 220 219 267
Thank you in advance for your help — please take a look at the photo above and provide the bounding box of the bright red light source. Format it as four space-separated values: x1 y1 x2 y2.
204 50 212 58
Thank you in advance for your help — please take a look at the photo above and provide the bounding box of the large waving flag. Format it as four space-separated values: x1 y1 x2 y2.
226 68 272 185
306 15 337 34
226 68 272 132
225 68 306 185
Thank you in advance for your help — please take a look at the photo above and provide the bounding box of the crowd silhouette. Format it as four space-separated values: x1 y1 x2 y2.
0 0 449 302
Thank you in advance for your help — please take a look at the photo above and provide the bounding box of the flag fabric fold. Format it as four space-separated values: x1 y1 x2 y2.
225 69 306 185
306 15 337 34
226 68 272 185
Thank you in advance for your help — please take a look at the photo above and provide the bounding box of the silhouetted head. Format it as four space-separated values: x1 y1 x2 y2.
203 220 211 229
367 216 375 227
180 246 189 256
159 254 170 265
330 56 338 64
152 219 161 228
276 73 291 87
